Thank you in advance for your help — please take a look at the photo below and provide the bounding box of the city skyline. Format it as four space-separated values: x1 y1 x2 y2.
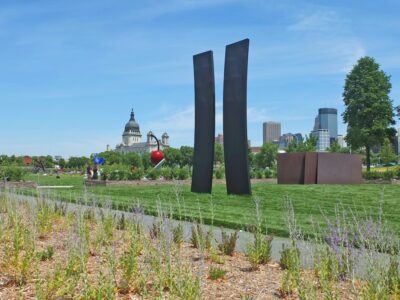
1 0 399 157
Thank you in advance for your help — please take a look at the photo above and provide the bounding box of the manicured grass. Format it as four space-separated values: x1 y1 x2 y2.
24 174 400 238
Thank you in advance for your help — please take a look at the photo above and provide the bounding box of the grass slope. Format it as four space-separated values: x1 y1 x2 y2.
24 174 400 238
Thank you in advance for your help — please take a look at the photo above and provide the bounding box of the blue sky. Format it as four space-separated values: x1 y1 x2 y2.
1 0 399 157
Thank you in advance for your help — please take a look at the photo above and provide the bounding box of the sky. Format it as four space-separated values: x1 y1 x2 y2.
0 0 399 157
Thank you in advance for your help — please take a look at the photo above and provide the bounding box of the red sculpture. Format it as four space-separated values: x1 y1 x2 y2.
149 134 164 165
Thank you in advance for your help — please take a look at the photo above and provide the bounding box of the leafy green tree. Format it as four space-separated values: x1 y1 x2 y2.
67 156 90 169
124 152 143 168
179 146 194 168
141 152 151 170
327 140 341 153
380 138 397 165
214 143 224 165
343 56 395 170
58 158 67 169
255 143 278 169
287 135 317 153
163 147 181 167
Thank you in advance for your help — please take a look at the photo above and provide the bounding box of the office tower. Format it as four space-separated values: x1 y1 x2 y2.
318 108 338 143
313 129 330 152
263 121 281 144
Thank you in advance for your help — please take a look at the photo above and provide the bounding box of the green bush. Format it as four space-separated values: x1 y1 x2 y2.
161 167 173 180
0 165 27 181
101 164 143 181
215 167 224 179
171 167 180 179
177 167 190 180
146 168 161 180
363 171 384 180
255 170 263 179
128 168 144 180
264 168 275 178
383 170 395 180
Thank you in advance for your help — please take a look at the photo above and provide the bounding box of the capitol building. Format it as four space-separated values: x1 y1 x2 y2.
115 110 169 155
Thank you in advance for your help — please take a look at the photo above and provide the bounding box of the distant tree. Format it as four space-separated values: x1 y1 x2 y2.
214 144 224 165
255 143 278 169
327 140 341 153
180 146 194 168
380 138 397 165
343 56 395 170
287 135 317 153
141 152 151 170
68 156 90 169
163 147 181 167
124 152 143 168
248 147 255 169
58 158 67 169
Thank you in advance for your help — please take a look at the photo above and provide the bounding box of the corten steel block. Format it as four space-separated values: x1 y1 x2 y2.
304 152 318 184
191 51 216 193
223 39 251 195
277 153 305 184
317 153 362 184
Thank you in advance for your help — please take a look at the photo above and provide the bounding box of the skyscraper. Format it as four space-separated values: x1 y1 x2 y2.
263 122 281 144
318 108 338 143
314 129 330 152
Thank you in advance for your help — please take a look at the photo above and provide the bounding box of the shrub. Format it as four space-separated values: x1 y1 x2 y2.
146 168 161 180
383 170 395 180
217 228 238 256
128 168 144 180
177 167 190 180
190 223 213 250
280 242 300 270
215 167 224 179
363 171 383 180
255 170 263 179
264 168 275 178
0 165 27 181
161 167 173 180
208 266 227 280
246 232 273 270
172 223 184 245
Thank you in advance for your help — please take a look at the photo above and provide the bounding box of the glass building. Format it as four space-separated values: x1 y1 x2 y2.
318 108 338 143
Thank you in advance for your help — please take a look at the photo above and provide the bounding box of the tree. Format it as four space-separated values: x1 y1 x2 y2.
179 146 194 168
380 138 397 165
343 56 395 171
286 135 317 153
327 140 341 153
163 147 181 167
124 152 143 168
58 158 67 169
214 144 224 165
255 143 278 169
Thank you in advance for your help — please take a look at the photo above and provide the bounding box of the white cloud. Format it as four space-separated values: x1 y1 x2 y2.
288 10 339 32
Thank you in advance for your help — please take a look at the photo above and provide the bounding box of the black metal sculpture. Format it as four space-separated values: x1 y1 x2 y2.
223 39 251 195
191 51 216 193
191 39 251 195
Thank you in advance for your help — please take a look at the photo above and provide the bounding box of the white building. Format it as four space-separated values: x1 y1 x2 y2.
115 110 169 155
336 135 347 148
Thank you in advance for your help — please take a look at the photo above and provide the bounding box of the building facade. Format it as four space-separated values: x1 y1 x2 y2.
263 121 281 144
278 133 303 149
313 129 330 152
115 110 169 155
317 108 338 143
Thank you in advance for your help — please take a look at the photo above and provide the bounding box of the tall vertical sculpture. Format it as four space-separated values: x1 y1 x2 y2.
191 51 216 193
223 39 251 195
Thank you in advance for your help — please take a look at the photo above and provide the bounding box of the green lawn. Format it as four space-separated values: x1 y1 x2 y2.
23 174 400 238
